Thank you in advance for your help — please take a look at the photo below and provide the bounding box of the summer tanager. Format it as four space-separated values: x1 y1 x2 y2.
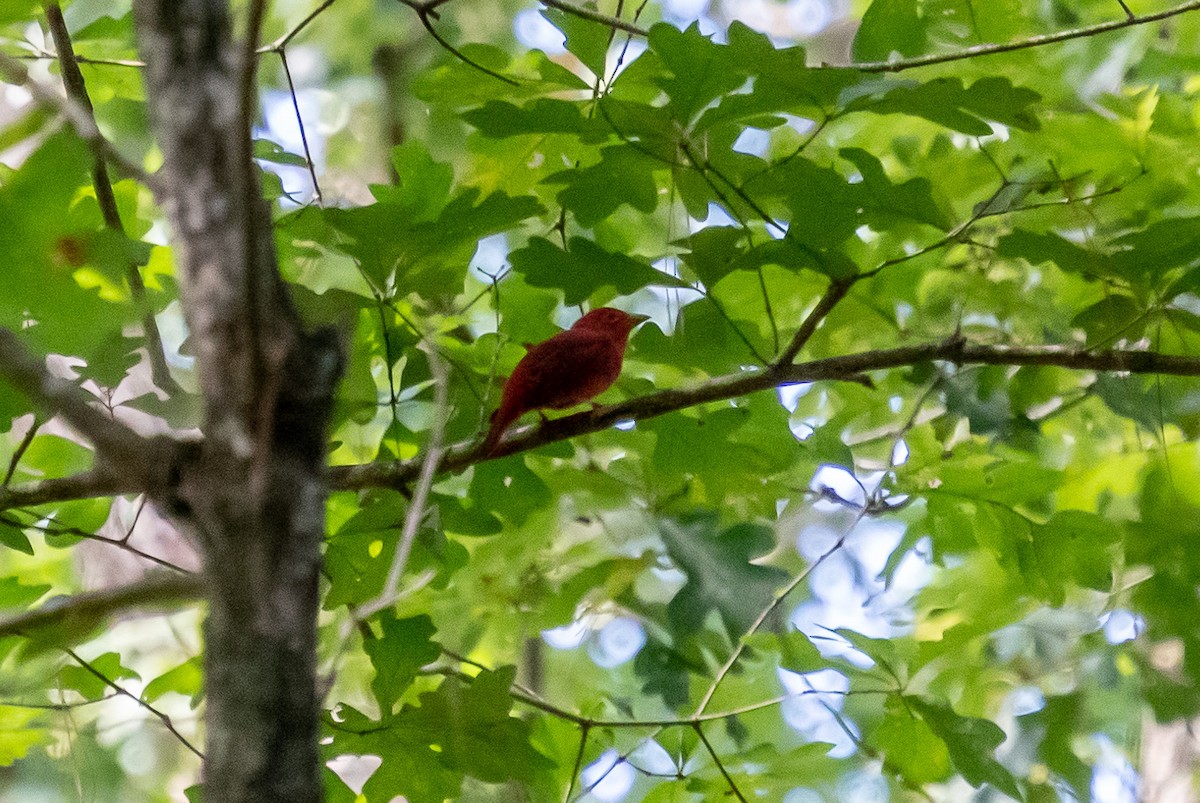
482 307 650 453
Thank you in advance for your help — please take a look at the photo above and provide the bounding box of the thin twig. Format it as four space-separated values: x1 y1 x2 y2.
0 695 115 711
563 723 590 803
775 278 855 366
277 49 323 205
693 722 747 802
0 52 152 186
356 342 451 619
850 0 1200 73
858 180 1009 280
539 0 648 37
7 51 146 67
63 648 204 759
267 0 342 50
1 512 193 574
692 504 868 717
2 417 40 488
407 4 518 86
44 4 177 393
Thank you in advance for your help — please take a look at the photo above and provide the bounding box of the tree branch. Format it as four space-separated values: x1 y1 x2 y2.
0 52 153 186
850 0 1200 73
775 278 855 365
0 328 179 497
0 572 203 640
538 0 648 37
330 337 1200 491
0 469 135 513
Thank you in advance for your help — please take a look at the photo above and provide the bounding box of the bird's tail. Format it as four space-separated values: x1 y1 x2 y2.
481 405 517 455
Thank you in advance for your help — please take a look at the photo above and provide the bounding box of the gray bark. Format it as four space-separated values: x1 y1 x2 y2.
133 2 341 800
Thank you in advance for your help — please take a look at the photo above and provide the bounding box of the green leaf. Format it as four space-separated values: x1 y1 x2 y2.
840 147 949 230
660 513 788 641
327 187 543 295
326 703 463 803
0 520 32 555
909 696 1021 799
545 145 660 227
853 77 1041 135
363 613 441 714
1111 216 1200 281
541 6 610 80
745 629 826 674
468 456 553 527
16 434 94 480
511 236 686 306
143 657 203 705
386 141 456 222
873 706 952 785
648 22 751 123
0 133 134 361
633 637 697 709
1018 693 1091 798
997 229 1118 279
853 0 927 61
680 226 745 287
463 98 606 142
1029 511 1118 605
0 706 48 765
0 576 50 608
253 138 308 167
59 652 140 700
632 299 768 374
399 666 554 783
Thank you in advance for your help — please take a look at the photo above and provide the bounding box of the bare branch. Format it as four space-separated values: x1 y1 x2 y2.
0 52 153 186
851 0 1200 74
330 337 1200 492
0 572 203 640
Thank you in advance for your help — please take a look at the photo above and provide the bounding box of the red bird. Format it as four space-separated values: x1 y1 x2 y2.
482 307 650 453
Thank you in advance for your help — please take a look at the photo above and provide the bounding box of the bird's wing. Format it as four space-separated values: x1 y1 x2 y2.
511 330 625 410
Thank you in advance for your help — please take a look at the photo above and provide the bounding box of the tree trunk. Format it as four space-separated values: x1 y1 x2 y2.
133 2 340 800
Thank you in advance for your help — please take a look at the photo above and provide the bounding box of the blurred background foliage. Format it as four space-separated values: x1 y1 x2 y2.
2 0 1200 800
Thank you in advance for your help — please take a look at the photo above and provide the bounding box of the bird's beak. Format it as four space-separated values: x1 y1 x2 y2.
630 314 651 325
